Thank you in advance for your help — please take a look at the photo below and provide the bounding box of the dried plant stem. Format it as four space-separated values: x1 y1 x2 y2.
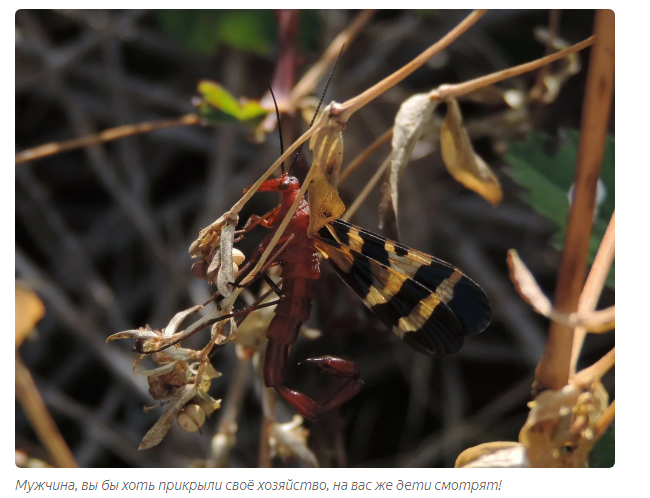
570 211 615 375
15 354 78 468
572 347 614 389
339 128 393 185
258 378 276 468
15 114 200 164
218 358 249 429
342 153 391 221
593 400 615 441
536 10 614 390
433 35 594 102
334 10 487 121
290 9 375 105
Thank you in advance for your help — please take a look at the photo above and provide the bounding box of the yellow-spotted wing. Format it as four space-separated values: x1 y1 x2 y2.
314 219 491 355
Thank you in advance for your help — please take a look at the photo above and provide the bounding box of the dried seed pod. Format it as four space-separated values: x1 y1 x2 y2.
232 248 245 265
177 403 206 433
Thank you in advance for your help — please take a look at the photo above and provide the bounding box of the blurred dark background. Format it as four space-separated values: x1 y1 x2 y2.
15 9 613 467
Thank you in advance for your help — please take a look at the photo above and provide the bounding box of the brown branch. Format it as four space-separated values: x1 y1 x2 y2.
15 354 78 468
339 127 392 185
333 10 487 122
433 35 594 102
15 113 200 164
535 10 614 390
570 211 615 374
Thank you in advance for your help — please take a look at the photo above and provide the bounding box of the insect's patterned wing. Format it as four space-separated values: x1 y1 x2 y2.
314 229 467 355
322 219 491 337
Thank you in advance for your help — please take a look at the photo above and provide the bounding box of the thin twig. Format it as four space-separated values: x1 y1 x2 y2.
16 114 200 164
572 348 614 389
536 10 614 390
570 211 615 375
15 354 78 468
338 127 392 185
334 10 488 121
433 35 594 102
341 153 391 221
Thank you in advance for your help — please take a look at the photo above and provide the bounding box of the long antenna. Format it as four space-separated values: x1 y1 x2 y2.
264 78 285 173
288 44 345 176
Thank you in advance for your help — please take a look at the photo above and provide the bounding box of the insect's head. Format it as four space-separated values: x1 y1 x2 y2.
250 174 300 193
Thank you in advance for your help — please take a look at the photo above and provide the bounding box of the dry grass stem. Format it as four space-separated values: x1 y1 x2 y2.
570 211 615 374
15 354 78 468
339 128 393 185
341 153 391 221
290 10 375 105
535 10 614 390
15 113 200 164
434 36 594 102
572 348 614 389
335 10 487 121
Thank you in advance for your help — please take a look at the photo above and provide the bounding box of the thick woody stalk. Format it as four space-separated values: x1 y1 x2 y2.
535 10 614 390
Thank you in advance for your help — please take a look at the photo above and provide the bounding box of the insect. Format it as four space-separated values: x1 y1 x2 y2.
237 172 491 420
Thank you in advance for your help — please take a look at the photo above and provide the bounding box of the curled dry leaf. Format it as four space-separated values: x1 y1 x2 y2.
532 27 582 104
440 99 502 206
456 442 528 468
270 415 319 468
378 93 437 239
507 250 615 332
307 108 346 237
139 384 197 450
189 212 239 284
519 383 608 467
216 223 236 297
15 283 45 349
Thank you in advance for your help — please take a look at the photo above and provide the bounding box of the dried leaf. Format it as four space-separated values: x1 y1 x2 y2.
456 442 528 468
379 93 437 239
519 383 608 467
307 110 346 236
189 212 239 285
165 305 204 337
440 99 502 206
106 328 161 343
15 283 45 349
216 223 236 297
139 384 197 450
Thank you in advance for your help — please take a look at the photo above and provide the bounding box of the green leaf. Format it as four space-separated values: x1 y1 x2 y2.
156 10 276 56
196 80 268 127
506 130 614 288
590 424 614 468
